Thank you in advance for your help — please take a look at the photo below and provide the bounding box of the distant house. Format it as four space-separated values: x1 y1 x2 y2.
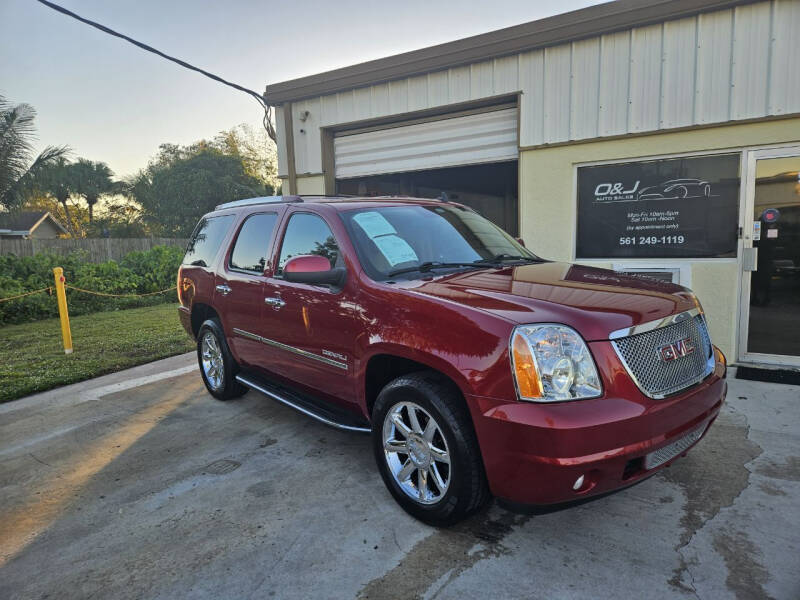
0 211 67 239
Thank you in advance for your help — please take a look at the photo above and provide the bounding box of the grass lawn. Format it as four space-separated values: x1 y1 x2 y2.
0 303 195 403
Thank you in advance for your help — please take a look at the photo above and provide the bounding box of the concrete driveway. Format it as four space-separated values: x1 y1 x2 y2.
1 354 798 600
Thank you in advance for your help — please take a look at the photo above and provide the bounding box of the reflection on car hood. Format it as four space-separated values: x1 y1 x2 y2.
404 262 694 341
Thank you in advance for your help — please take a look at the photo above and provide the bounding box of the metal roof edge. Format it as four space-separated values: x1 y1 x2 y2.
264 0 756 104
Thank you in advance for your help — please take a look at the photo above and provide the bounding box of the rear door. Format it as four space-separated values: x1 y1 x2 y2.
214 209 282 369
261 209 360 407
182 213 237 309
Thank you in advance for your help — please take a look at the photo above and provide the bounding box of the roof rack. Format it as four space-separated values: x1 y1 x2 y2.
215 196 303 210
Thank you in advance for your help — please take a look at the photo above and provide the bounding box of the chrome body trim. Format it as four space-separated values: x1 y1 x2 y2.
234 328 261 342
235 374 370 433
232 327 348 370
608 308 701 340
644 423 707 470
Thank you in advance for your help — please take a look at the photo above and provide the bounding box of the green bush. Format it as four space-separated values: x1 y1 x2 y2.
0 245 184 324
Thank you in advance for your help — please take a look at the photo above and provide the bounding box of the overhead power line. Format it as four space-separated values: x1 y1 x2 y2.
35 0 277 142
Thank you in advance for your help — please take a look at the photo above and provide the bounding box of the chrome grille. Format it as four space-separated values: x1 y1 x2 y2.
644 425 705 469
612 314 714 398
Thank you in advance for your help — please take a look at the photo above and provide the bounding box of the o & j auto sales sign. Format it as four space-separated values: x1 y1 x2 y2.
576 154 740 259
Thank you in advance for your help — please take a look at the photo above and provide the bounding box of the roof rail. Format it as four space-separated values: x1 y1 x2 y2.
215 195 303 210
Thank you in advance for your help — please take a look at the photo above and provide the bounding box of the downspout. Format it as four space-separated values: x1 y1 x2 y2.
283 102 298 195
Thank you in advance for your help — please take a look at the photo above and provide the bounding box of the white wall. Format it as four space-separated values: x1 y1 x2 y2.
277 1 800 179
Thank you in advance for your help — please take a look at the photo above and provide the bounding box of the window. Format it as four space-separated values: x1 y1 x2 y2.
183 215 235 267
277 213 340 273
576 153 740 259
230 213 278 273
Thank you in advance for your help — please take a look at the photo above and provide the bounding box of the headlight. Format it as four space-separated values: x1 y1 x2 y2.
510 324 602 402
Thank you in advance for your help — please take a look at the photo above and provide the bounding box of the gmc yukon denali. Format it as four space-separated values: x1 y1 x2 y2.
178 195 727 525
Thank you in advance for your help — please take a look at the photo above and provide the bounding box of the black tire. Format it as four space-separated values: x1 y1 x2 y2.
371 371 490 526
197 318 247 401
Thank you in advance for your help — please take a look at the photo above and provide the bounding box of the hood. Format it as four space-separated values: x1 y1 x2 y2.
404 262 694 341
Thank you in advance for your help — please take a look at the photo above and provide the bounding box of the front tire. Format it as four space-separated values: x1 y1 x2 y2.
372 372 489 526
197 319 247 401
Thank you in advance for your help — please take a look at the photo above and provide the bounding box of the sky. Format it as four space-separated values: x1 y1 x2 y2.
1 0 603 179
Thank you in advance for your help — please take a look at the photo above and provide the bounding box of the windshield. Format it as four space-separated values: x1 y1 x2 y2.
340 204 540 280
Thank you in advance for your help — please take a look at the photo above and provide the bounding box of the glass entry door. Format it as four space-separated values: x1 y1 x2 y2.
740 147 800 365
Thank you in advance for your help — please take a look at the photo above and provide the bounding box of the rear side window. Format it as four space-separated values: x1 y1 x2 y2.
277 213 340 273
229 212 278 273
183 215 235 267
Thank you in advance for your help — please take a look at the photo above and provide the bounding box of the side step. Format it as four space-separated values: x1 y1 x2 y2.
235 373 371 434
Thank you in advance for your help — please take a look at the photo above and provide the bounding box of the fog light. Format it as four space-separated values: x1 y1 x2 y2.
573 475 585 491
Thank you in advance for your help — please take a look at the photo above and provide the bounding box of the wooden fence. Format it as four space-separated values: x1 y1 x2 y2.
0 238 189 262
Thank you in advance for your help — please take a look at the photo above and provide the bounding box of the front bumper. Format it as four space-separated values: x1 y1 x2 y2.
470 344 727 505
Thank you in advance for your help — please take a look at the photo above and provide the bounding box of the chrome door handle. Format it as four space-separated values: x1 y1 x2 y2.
264 297 285 308
215 284 232 295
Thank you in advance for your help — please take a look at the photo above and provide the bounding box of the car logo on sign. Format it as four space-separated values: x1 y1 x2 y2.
658 337 695 362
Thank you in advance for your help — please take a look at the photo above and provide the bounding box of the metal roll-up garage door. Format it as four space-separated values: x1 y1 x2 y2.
334 107 518 179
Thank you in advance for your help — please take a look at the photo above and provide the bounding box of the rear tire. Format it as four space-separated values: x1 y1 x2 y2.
197 319 247 401
372 371 490 526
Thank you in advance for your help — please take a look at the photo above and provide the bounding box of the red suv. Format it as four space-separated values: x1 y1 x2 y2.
178 195 726 525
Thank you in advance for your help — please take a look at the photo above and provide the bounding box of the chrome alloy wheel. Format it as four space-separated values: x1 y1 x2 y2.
201 331 224 390
382 402 451 505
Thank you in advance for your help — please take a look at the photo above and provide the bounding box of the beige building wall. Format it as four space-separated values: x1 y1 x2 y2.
519 117 800 360
281 176 326 196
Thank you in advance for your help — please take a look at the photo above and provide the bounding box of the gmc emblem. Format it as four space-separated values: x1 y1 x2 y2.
658 337 695 362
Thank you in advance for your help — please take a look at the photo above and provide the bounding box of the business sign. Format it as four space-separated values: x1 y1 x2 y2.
576 154 740 258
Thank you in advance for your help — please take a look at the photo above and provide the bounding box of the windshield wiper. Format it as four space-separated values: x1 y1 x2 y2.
472 254 542 265
387 255 543 278
387 261 486 278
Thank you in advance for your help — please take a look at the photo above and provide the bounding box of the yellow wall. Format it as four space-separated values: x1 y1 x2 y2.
281 176 325 196
519 117 800 360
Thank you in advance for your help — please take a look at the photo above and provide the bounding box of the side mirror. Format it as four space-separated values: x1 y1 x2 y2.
515 237 526 248
283 255 346 287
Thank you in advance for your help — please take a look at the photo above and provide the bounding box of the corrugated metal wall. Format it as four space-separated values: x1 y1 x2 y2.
278 0 800 178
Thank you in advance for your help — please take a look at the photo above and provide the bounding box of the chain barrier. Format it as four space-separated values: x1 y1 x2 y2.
0 284 176 304
64 284 177 298
0 287 53 304
3 271 178 354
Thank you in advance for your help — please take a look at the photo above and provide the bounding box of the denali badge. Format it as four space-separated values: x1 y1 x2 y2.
321 349 348 362
658 338 695 362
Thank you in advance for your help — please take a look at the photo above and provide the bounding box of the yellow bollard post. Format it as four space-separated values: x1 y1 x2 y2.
53 267 73 354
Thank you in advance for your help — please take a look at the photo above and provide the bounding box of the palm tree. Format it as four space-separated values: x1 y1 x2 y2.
36 157 80 236
0 94 68 211
74 158 115 223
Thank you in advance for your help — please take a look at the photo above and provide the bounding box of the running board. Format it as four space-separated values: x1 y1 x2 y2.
235 373 371 434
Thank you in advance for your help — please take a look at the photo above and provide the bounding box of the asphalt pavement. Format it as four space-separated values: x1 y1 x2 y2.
1 353 798 600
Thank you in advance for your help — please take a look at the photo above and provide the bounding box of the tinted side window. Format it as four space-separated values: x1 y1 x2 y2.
183 215 235 267
230 213 278 272
278 213 340 273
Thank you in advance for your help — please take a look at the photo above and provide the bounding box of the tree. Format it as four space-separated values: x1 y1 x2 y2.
0 94 68 211
23 190 89 236
73 159 115 223
84 197 148 238
213 124 280 193
128 145 269 237
35 157 81 236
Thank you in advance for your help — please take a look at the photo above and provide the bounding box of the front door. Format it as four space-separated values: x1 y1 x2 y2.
739 146 800 366
261 210 359 408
